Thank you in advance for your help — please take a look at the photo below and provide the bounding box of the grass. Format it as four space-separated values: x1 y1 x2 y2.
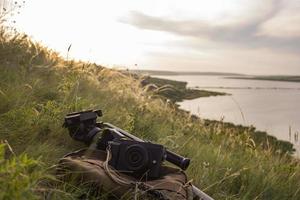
0 28 300 200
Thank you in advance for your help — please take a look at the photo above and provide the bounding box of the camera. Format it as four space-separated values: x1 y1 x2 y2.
108 140 166 178
63 109 190 179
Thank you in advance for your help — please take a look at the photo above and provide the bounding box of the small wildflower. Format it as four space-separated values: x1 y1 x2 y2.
203 161 210 168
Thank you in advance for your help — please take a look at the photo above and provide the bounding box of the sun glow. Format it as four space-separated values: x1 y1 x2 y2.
12 0 244 67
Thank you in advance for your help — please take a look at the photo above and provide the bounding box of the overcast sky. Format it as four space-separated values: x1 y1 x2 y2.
8 0 300 75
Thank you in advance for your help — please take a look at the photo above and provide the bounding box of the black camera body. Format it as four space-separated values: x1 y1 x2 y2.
109 140 165 178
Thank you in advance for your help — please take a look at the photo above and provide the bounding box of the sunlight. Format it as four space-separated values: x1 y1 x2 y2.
14 0 245 67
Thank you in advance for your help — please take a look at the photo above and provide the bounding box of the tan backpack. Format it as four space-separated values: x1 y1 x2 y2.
57 148 194 200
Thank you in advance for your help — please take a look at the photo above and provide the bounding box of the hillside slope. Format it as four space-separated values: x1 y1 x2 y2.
0 29 300 200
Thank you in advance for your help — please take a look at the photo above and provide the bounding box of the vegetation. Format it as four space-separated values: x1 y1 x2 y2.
139 76 227 102
1 28 300 200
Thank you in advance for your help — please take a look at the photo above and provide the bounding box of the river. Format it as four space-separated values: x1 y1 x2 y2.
155 75 300 154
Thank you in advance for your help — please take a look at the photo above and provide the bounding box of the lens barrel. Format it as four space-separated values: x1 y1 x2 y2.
165 150 190 170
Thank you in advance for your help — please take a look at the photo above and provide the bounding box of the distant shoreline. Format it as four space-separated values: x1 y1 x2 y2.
131 69 244 76
192 86 300 90
227 76 300 83
131 69 300 83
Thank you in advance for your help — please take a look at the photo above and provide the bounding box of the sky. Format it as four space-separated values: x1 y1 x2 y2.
2 0 300 75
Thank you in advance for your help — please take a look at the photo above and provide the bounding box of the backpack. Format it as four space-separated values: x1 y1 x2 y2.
57 148 194 200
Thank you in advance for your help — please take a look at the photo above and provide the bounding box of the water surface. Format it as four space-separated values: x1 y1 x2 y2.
155 75 300 154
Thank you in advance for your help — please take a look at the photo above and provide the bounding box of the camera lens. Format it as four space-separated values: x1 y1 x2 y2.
125 144 148 171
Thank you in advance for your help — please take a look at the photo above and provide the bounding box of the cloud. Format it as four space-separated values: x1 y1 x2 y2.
257 1 300 38
121 0 300 53
143 46 300 75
